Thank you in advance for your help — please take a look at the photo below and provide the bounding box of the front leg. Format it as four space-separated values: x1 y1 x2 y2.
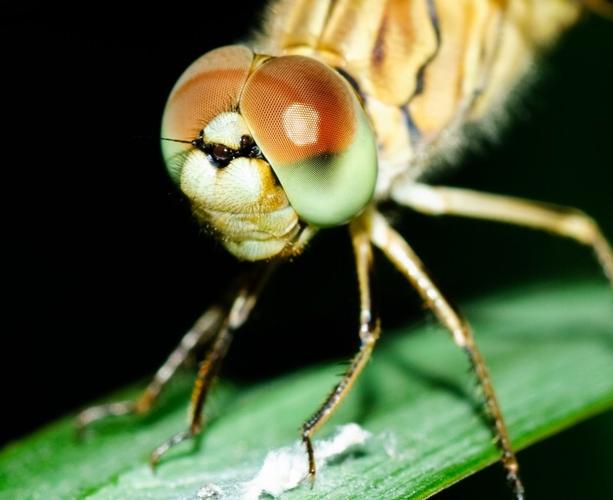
76 305 225 432
77 263 274 454
150 262 276 466
301 216 380 482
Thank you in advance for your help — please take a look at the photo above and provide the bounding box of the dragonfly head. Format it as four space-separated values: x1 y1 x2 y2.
161 45 377 261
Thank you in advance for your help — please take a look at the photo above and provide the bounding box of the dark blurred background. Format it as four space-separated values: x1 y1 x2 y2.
2 1 612 497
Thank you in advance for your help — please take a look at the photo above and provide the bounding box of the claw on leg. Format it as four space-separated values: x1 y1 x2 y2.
507 469 525 500
75 401 136 437
150 430 194 469
301 431 317 487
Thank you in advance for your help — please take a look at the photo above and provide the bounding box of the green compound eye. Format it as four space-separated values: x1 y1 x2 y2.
240 56 378 227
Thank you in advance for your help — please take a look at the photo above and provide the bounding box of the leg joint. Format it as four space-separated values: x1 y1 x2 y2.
359 317 381 346
560 211 598 244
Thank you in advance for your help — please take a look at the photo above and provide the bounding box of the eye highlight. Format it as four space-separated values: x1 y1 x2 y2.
282 103 320 146
240 56 378 227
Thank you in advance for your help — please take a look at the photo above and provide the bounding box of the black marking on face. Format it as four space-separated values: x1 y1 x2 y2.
211 144 235 164
191 134 264 168
239 134 263 159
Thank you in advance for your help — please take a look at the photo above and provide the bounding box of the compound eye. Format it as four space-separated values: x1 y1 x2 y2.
161 45 254 183
240 56 377 227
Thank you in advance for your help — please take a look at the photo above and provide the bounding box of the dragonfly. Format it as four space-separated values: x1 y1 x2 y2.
77 1 613 498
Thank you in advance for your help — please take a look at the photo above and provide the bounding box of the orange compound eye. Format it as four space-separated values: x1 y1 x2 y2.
240 56 356 165
161 45 254 183
240 56 377 227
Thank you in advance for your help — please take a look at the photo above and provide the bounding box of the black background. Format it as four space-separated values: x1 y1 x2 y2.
2 1 613 497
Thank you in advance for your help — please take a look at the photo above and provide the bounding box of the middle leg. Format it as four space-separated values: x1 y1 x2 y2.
301 216 381 481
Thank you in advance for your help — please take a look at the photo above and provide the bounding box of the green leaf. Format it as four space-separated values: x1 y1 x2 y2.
1 281 612 499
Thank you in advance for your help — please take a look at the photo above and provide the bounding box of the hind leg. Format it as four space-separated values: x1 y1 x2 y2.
392 183 613 285
366 208 525 499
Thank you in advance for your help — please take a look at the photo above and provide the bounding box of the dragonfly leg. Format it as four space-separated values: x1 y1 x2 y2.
392 182 613 287
76 305 225 433
150 262 275 467
366 208 524 500
301 217 380 483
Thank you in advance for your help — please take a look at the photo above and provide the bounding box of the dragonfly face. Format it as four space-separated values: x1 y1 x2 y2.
161 45 378 261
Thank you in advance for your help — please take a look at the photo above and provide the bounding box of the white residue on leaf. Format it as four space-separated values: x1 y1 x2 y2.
197 482 223 499
381 430 399 459
242 423 372 499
